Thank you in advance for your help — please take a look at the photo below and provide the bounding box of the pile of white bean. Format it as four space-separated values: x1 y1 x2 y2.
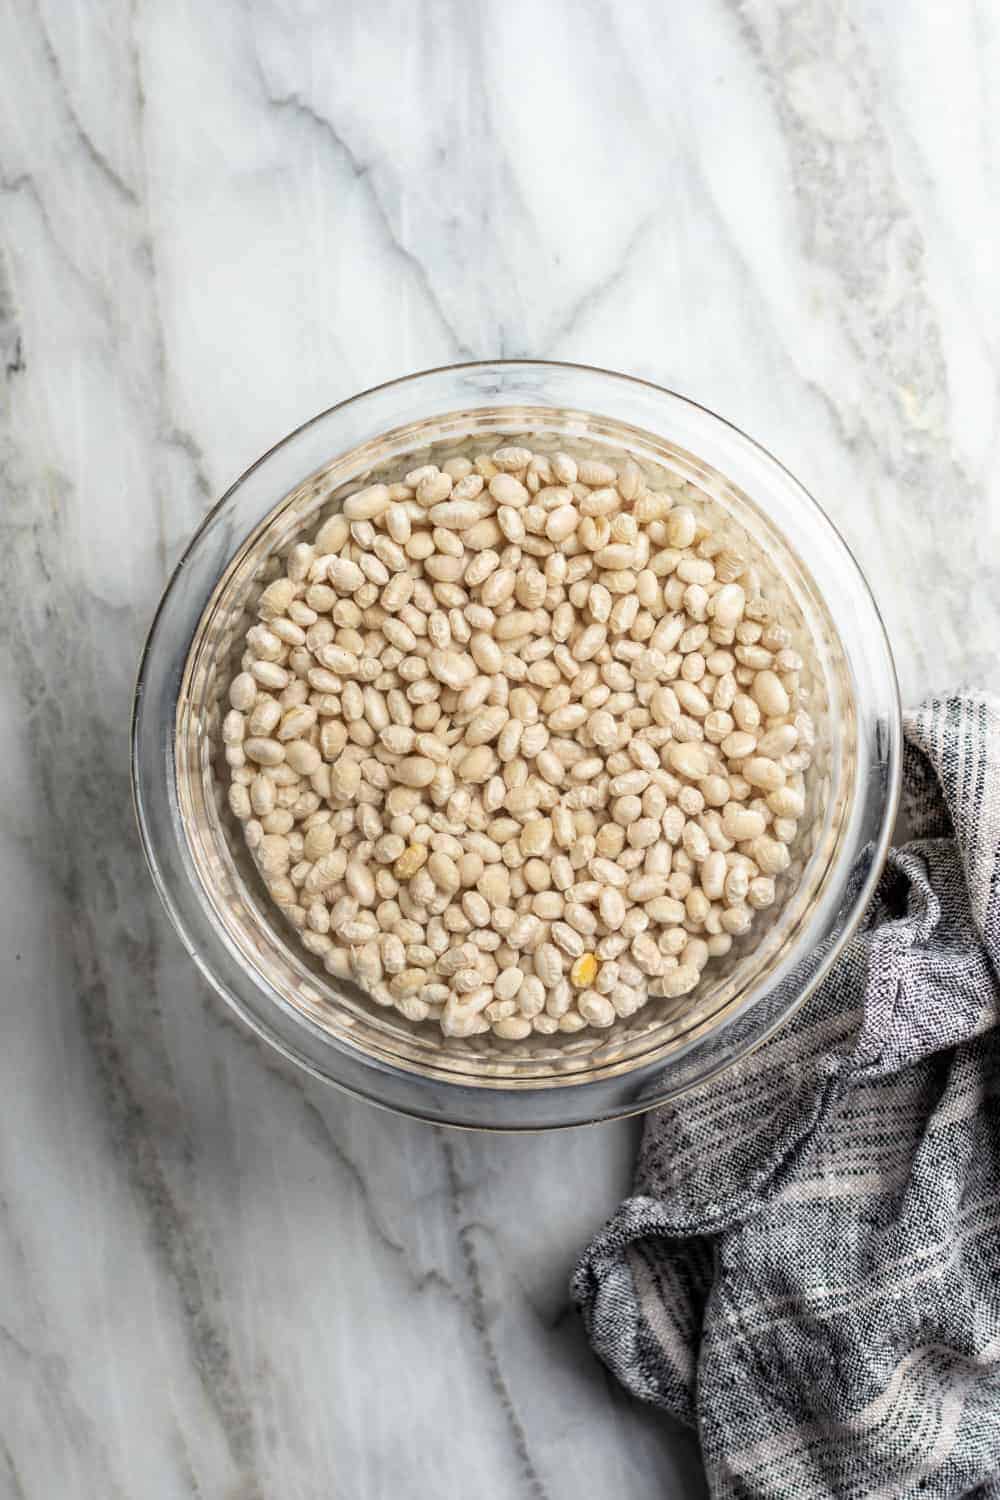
221 443 814 1040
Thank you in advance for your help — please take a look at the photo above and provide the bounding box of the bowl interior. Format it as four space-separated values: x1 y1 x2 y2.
175 403 855 1091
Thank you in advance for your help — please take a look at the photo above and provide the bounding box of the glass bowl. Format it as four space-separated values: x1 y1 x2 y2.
131 361 900 1130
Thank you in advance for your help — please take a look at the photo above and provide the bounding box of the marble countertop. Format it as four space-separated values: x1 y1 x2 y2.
2 2 997 1496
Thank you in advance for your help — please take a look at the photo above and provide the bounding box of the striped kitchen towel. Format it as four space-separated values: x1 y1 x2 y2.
573 695 1000 1499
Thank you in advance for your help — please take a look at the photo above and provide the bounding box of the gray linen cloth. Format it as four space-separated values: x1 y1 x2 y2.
573 694 1000 1499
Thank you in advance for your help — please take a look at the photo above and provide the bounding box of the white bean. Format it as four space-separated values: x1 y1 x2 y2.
224 438 811 1039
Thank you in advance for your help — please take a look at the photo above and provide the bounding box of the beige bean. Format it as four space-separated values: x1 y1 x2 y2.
722 731 757 759
732 693 761 732
665 508 696 548
751 669 790 718
768 785 805 819
427 499 483 530
469 631 503 675
395 756 437 788
748 876 776 909
551 922 585 958
285 740 321 776
757 724 799 758
229 672 258 712
494 610 538 642
428 649 477 689
249 698 282 737
700 850 727 901
546 505 580 543
743 757 786 792
480 567 516 607
245 737 285 766
343 484 391 521
712 583 746 630
645 895 686 925
659 964 699 998
572 623 606 661
669 742 711 780
489 473 529 507
578 990 615 1027
458 745 497 782
722 803 767 841
750 836 791 876
599 886 626 929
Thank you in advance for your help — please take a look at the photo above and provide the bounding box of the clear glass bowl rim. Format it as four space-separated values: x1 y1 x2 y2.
131 359 902 1130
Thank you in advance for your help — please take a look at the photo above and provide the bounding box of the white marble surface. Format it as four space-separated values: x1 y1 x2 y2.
1 1 998 1495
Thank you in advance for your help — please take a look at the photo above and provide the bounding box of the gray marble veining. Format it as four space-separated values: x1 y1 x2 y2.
1 1 997 1496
